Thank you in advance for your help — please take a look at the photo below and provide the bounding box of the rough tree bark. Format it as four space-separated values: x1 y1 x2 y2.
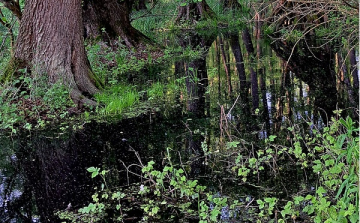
6 0 102 106
82 0 151 48
175 0 216 24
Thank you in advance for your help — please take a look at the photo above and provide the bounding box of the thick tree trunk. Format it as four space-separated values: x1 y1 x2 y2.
82 0 150 48
11 0 101 106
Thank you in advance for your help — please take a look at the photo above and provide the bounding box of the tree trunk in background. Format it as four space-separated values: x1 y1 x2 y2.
178 32 215 117
175 0 216 24
229 33 247 93
82 0 150 48
220 0 241 10
11 0 101 106
274 65 289 132
337 53 355 107
242 28 259 112
219 35 232 95
271 40 338 122
214 39 222 98
259 68 270 133
349 48 359 102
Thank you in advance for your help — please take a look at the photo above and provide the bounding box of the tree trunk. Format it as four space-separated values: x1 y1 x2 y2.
82 0 150 48
219 35 232 95
242 28 259 111
220 0 241 10
228 33 247 93
10 0 101 106
349 48 359 100
175 0 216 24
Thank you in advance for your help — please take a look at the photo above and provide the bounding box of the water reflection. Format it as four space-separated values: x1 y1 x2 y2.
0 28 351 222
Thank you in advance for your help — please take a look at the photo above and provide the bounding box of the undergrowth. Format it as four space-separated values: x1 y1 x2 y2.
58 111 359 222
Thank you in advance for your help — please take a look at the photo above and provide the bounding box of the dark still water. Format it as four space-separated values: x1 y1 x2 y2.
0 30 349 222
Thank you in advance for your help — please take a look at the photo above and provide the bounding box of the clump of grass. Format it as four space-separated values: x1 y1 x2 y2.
95 85 139 116
147 82 165 101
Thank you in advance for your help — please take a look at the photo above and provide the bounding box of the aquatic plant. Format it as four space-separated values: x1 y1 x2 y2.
57 110 359 222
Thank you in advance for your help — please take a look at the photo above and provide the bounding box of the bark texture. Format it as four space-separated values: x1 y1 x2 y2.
12 0 100 105
82 0 150 48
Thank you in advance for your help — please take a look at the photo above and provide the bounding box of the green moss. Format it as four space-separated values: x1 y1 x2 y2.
1 57 24 83
88 68 104 90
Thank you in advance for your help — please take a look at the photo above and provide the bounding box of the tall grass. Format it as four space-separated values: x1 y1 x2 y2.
95 85 139 116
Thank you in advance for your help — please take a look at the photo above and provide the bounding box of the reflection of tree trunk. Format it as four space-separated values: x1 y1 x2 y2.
186 58 208 117
185 133 205 177
219 35 232 95
286 72 293 120
178 32 216 117
270 37 337 123
275 63 289 132
214 39 221 98
259 68 270 133
228 33 247 99
242 28 259 112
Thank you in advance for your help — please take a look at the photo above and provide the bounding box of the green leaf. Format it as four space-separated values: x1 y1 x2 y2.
87 167 97 172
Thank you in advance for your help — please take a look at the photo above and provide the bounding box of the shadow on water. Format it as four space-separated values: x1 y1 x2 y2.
0 28 350 222
0 113 199 222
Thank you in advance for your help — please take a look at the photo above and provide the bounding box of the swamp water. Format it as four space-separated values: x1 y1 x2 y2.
1 31 324 222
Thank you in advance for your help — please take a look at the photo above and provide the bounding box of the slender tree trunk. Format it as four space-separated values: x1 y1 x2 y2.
349 48 359 102
219 35 232 95
10 0 101 106
242 28 259 112
214 38 221 98
228 33 247 96
259 67 270 133
337 53 356 107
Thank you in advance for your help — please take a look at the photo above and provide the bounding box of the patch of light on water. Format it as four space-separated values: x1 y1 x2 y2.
258 130 267 139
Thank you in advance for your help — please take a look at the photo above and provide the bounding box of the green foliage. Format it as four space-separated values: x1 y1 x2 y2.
0 70 74 133
147 82 164 101
95 85 139 116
